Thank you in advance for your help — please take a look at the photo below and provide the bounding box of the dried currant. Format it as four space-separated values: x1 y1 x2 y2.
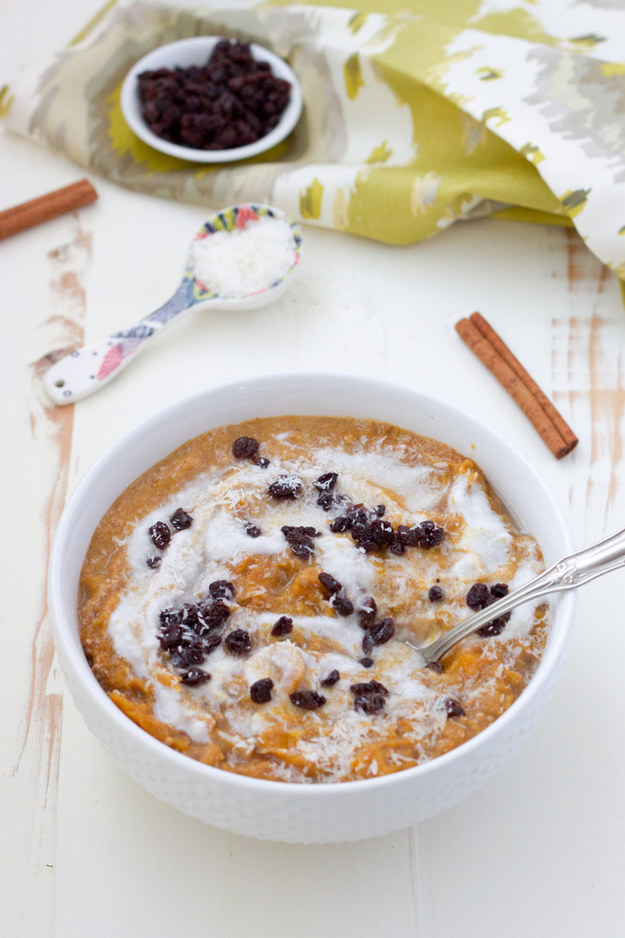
466 582 491 610
350 679 388 713
268 474 302 499
224 629 252 655
289 689 327 710
180 668 211 686
331 593 354 617
250 677 274 704
209 580 235 600
314 472 338 492
282 525 320 559
318 572 342 596
149 521 171 550
368 616 395 645
443 697 465 718
170 507 193 530
232 436 259 460
357 596 377 629
271 615 293 637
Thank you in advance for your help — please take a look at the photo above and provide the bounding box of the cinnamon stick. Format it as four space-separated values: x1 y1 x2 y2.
455 313 578 459
0 178 98 240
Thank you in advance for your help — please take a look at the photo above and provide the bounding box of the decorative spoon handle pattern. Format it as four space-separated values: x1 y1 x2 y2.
42 279 197 405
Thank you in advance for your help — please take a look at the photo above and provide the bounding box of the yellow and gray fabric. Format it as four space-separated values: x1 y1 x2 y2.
3 0 625 277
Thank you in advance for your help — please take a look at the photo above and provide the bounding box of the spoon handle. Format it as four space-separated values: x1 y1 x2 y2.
419 525 625 664
42 281 195 405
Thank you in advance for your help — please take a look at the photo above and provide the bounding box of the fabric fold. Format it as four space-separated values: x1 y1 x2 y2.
2 0 624 278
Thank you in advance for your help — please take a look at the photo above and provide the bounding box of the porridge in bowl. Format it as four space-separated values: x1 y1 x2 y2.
79 416 547 783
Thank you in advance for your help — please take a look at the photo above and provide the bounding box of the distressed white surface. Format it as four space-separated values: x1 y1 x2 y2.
2 1 625 935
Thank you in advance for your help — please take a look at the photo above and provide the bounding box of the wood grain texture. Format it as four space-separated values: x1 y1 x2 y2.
3 224 89 932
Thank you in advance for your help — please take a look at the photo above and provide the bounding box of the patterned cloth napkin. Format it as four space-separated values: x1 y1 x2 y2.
3 0 625 279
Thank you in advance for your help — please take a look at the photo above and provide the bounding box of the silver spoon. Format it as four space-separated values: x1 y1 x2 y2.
416 525 625 665
42 203 302 405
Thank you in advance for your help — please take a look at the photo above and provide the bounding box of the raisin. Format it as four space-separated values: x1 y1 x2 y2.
255 457 270 468
159 624 183 649
224 629 251 655
443 697 465 718
350 679 389 697
271 615 293 637
358 657 374 669
245 522 262 538
357 596 377 629
329 514 352 533
476 613 511 637
180 603 202 630
320 669 340 687
466 582 491 610
160 607 183 628
426 660 444 673
362 631 374 655
202 601 231 629
250 677 274 704
149 521 171 550
146 556 161 569
316 491 335 511
314 472 338 492
396 524 418 546
367 518 394 547
332 594 354 617
374 504 386 516
180 668 211 686
289 689 327 710
490 582 509 600
282 525 319 559
199 633 223 655
268 474 302 499
170 507 192 530
428 585 444 602
416 520 445 548
285 525 319 538
350 679 388 713
232 436 259 459
209 580 235 600
467 582 511 636
170 642 206 668
318 571 342 595
398 521 445 549
369 616 395 645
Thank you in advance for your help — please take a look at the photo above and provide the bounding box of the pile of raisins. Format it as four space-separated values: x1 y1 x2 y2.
137 39 292 151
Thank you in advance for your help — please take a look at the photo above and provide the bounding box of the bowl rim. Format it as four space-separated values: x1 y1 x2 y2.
120 35 303 163
50 370 575 798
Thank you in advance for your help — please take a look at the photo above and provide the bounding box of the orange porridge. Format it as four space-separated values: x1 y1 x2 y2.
79 416 547 783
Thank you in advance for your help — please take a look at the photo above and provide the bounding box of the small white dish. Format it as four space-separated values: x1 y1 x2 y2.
49 373 575 843
120 36 303 162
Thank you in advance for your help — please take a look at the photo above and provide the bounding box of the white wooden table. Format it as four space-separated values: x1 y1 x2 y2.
2 3 625 935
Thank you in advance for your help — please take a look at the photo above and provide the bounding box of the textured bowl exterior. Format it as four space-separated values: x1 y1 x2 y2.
50 373 575 842
120 37 303 163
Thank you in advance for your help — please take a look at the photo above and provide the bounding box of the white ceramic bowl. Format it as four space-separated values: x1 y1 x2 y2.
49 373 575 842
120 36 303 162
